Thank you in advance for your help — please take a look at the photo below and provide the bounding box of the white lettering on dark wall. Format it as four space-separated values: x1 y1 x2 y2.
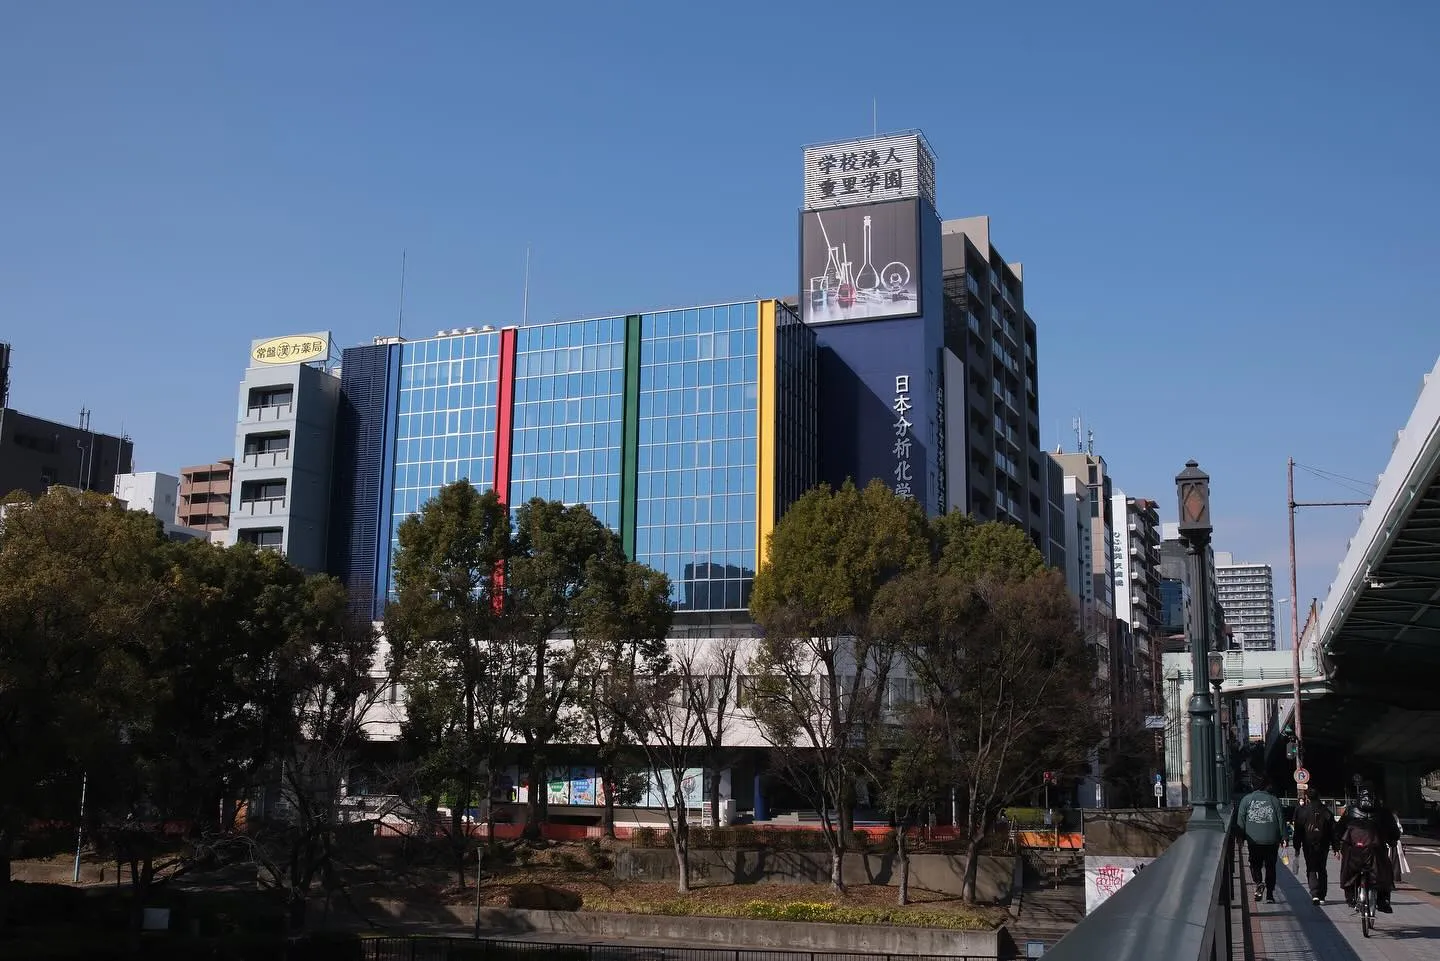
935 374 946 510
893 374 913 499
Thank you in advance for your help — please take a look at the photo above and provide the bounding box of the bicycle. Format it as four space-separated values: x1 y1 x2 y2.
1354 872 1378 938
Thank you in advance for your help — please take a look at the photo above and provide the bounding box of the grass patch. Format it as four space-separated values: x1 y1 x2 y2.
581 890 994 930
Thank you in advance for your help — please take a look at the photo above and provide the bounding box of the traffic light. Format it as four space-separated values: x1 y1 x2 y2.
1042 771 1055 785
1283 724 1294 740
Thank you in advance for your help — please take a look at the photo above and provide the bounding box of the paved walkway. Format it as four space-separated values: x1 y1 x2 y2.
1246 850 1440 960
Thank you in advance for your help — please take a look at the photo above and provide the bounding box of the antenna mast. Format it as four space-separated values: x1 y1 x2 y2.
522 244 532 326
396 250 407 339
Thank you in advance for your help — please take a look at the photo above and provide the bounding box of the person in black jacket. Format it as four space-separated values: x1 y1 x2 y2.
1337 789 1398 912
1292 789 1336 904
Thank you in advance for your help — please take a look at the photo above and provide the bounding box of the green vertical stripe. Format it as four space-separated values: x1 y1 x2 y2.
620 314 642 559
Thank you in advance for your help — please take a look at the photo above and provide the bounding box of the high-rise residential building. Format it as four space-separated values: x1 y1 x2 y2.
935 216 1058 566
1113 494 1162 707
329 303 817 623
178 459 234 531
225 334 340 570
1213 552 1277 651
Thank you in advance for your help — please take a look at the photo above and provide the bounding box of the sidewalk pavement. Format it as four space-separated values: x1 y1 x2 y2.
1245 848 1440 960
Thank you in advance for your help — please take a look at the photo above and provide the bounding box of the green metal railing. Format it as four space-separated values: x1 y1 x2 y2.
1040 808 1238 961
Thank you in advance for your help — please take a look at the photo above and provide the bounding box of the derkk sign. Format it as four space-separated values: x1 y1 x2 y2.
803 133 936 211
251 333 330 366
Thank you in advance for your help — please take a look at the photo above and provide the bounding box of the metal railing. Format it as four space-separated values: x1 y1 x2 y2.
359 939 988 961
1040 808 1238 961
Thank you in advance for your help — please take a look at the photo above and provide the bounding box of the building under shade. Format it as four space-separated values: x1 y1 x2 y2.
329 301 817 621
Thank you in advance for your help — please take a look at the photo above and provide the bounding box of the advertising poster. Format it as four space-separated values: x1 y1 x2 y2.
546 767 570 806
801 199 920 326
1084 856 1155 914
569 766 596 806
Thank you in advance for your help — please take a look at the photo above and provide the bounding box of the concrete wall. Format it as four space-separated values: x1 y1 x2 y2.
615 848 1016 903
467 906 1000 958
1082 808 1189 857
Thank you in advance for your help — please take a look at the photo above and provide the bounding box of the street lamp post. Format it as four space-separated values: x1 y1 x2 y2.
1208 651 1228 803
1176 460 1223 823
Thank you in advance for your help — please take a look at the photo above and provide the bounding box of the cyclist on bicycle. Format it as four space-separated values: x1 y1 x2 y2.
1337 789 1398 913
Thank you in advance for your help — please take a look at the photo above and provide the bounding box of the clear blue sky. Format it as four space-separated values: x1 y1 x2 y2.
3 1 1437 617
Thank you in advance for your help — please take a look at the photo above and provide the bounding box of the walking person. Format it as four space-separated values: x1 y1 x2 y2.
1237 777 1286 903
1292 789 1336 904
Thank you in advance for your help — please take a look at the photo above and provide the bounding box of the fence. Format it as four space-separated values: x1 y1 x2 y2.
359 938 992 961
1038 806 1239 961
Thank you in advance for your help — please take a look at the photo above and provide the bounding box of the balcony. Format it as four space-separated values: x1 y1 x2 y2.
245 403 294 424
236 497 287 517
242 449 292 469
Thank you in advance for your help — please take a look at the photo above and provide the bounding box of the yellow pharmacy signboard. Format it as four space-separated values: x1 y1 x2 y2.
250 334 330 366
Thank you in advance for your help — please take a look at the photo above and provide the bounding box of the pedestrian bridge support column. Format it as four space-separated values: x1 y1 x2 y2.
1383 762 1429 820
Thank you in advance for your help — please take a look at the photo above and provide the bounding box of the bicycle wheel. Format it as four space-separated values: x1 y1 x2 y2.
1361 886 1372 938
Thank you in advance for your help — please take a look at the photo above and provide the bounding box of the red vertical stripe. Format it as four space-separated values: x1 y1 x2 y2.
493 327 518 505
492 327 518 612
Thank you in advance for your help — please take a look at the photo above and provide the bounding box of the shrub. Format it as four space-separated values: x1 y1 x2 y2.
505 883 583 912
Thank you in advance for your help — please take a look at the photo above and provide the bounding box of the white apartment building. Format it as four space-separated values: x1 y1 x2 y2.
1214 552 1277 651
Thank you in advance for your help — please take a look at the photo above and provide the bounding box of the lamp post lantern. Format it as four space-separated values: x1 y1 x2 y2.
1176 460 1223 822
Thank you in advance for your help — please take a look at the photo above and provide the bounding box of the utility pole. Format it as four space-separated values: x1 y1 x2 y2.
1286 457 1369 773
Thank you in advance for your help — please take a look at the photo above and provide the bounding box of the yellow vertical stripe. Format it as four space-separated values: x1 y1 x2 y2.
756 300 778 571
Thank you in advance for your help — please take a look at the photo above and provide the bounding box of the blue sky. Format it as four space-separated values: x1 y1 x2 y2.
3 1 1437 617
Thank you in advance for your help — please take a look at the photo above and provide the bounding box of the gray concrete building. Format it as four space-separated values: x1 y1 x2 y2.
225 333 340 571
0 407 133 499
939 217 1061 569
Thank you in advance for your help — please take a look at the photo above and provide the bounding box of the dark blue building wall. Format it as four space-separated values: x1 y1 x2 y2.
328 343 400 620
815 201 945 516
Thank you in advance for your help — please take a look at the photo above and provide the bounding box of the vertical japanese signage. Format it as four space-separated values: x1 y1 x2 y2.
892 374 914 499
935 368 946 510
800 199 921 325
803 133 936 211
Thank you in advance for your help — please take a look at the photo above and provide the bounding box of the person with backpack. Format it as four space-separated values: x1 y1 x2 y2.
1292 789 1335 904
1237 777 1286 903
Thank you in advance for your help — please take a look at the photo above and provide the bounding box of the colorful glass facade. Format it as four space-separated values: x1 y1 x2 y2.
330 301 815 618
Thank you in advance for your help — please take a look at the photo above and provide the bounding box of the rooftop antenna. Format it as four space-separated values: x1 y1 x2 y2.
872 98 877 136
396 249 408 339
522 243 532 326
1072 416 1083 453
1087 429 1095 456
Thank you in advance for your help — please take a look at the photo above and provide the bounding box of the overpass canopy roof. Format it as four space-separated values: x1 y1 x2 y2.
1305 357 1440 766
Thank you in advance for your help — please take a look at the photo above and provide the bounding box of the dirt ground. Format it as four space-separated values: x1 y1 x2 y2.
15 838 1005 930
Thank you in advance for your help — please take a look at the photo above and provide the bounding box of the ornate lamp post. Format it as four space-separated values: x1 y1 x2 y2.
1208 650 1229 802
1176 461 1222 822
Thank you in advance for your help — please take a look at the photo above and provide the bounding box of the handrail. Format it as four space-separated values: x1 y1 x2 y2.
1041 808 1237 961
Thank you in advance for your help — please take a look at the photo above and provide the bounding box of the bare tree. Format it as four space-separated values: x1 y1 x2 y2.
747 627 895 892
677 637 741 829
629 668 706 894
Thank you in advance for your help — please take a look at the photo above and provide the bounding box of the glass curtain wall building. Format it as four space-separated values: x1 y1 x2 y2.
329 301 816 620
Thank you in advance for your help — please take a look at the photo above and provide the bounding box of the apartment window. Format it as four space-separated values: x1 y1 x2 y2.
244 432 290 455
247 386 293 410
240 479 287 503
238 528 283 550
